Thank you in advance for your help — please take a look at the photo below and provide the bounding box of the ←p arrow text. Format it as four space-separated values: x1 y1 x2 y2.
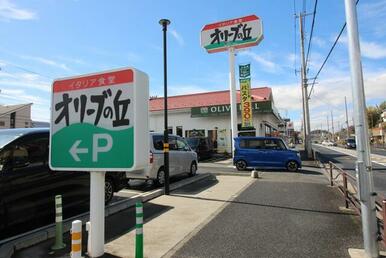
69 140 89 162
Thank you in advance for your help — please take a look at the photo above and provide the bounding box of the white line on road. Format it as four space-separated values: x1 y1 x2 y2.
314 144 386 167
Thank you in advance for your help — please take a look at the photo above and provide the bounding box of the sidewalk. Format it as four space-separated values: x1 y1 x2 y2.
170 165 368 258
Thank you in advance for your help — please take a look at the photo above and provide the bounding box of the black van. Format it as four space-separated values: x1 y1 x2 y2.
0 128 126 240
186 137 214 160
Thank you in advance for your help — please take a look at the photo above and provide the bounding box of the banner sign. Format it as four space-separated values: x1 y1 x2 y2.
239 64 251 78
239 64 252 128
240 78 253 128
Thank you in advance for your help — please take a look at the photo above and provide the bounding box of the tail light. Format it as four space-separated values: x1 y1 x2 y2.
149 151 154 164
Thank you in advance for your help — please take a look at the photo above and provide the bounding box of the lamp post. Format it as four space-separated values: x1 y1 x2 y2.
159 19 171 195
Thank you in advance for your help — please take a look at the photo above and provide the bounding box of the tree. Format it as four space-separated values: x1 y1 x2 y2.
366 101 385 128
367 106 380 128
380 100 386 111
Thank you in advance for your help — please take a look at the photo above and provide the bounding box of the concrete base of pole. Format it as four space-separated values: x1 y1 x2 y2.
251 169 259 178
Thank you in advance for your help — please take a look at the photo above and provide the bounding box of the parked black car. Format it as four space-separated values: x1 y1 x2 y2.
345 138 356 149
0 128 126 240
186 137 214 161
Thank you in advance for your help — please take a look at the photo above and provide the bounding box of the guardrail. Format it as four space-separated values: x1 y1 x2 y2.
316 158 386 246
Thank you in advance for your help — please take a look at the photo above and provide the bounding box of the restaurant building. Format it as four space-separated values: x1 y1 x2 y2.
149 87 284 153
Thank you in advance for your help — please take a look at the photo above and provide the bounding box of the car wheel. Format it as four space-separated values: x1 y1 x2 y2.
189 162 197 177
235 160 247 171
156 169 165 186
105 177 115 204
286 161 299 172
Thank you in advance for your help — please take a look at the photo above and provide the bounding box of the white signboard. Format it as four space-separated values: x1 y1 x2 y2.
50 67 149 171
201 15 263 53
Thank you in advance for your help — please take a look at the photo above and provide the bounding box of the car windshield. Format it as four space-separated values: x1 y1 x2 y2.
0 130 25 148
186 138 200 148
347 139 355 143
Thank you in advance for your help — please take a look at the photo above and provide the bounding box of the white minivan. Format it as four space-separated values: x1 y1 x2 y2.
126 133 198 185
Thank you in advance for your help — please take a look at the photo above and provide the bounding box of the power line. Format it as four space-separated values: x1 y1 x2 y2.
0 61 54 80
305 0 318 70
293 0 298 75
308 0 360 99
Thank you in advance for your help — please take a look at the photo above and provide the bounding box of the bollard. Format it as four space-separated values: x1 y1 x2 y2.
135 201 144 258
51 195 66 250
71 220 82 258
251 168 259 178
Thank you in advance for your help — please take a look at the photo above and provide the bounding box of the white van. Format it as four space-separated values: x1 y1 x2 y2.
126 133 198 185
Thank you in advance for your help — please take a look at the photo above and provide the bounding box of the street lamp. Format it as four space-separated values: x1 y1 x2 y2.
159 18 171 195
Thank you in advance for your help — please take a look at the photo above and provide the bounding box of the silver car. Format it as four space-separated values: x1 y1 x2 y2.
126 133 198 185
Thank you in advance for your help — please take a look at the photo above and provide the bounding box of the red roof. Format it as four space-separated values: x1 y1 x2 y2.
150 87 272 111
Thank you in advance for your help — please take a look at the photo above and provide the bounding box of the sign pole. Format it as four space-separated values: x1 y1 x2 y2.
229 47 238 156
89 171 105 257
344 1 379 257
159 18 171 195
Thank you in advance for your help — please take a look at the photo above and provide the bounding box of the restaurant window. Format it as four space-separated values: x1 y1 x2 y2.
176 126 183 137
10 112 15 128
265 124 272 137
185 129 205 137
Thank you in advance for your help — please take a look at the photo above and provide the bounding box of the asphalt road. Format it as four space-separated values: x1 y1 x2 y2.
313 145 386 197
172 169 363 258
370 146 386 156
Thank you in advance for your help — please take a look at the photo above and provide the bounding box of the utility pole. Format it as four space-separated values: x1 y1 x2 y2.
345 96 350 139
299 12 312 158
331 110 335 141
327 115 330 140
344 1 379 257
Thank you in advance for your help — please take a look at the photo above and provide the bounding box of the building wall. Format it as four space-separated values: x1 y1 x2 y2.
0 106 32 129
149 109 282 153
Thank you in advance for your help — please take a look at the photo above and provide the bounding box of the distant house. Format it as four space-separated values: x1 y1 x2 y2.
0 103 33 129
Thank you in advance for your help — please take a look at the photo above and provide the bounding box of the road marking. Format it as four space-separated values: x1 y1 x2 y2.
314 144 386 167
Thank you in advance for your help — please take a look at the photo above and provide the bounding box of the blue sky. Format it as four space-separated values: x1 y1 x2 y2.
0 0 385 130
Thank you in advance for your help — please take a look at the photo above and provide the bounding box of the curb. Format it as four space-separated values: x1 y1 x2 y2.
0 173 212 257
204 171 252 177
